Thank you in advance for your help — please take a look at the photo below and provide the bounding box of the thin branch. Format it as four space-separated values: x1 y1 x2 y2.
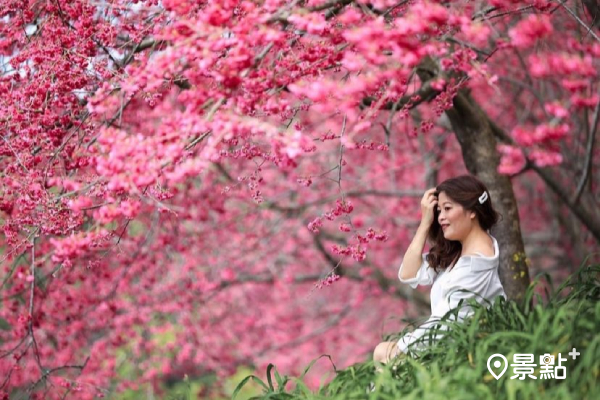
121 37 151 67
0 227 40 270
266 0 303 23
1 134 29 173
28 237 45 375
531 163 600 240
360 78 440 111
199 272 324 305
0 336 28 359
488 116 600 241
336 115 347 190
382 0 410 18
266 305 352 352
572 90 600 204
478 5 535 21
0 342 32 391
52 178 102 202
581 0 600 30
472 6 498 20
26 357 90 397
260 189 423 217
42 110 91 185
96 206 158 304
123 39 166 66
53 0 121 67
308 231 432 309
205 98 225 121
445 37 491 57
184 130 212 151
496 76 550 120
84 96 133 149
251 42 274 68
384 71 416 146
308 0 353 12
313 233 346 276
558 0 600 42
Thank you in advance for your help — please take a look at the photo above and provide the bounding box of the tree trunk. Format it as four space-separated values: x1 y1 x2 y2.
444 90 531 302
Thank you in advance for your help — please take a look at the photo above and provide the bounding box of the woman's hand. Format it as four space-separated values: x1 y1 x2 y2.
420 188 438 228
399 190 437 281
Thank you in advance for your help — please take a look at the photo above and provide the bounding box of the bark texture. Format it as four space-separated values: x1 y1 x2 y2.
445 90 531 302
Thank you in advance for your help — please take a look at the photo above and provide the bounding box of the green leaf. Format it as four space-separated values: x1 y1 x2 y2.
232 375 269 400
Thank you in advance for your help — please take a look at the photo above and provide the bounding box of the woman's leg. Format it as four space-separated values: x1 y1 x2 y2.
373 341 402 365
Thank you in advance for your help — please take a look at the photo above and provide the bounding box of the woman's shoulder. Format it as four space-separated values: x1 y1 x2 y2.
454 236 499 272
463 234 498 258
450 257 499 277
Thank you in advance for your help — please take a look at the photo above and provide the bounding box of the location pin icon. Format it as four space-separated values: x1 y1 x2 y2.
487 354 508 380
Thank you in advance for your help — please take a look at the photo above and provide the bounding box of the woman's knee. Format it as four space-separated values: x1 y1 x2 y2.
373 342 385 363
373 341 397 363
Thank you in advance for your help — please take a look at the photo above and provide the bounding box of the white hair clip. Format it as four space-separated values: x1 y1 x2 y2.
478 191 488 204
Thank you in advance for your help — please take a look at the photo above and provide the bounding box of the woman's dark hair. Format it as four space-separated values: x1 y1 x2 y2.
426 174 501 273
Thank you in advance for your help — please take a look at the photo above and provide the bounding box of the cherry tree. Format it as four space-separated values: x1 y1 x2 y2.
0 0 598 398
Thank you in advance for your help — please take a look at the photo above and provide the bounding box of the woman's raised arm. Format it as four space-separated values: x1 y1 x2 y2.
399 188 437 280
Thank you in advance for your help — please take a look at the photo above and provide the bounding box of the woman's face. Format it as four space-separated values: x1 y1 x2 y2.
436 191 475 241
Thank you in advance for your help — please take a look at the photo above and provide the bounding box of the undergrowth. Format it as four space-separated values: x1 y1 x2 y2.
234 262 600 400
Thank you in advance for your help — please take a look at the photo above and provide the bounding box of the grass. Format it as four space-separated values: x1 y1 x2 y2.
233 262 600 400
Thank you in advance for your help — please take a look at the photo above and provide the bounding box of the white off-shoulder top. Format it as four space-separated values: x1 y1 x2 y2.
396 234 506 353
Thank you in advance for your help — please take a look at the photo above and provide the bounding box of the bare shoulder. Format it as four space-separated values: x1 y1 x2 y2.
463 236 495 257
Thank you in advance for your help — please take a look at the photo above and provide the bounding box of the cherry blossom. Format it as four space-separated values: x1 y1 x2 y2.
0 0 598 398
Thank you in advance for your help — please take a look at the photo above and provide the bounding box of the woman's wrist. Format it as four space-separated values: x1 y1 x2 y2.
418 222 431 232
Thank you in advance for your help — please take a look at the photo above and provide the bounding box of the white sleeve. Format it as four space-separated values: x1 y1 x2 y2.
396 270 473 354
396 315 447 353
398 252 437 289
397 262 505 355
438 268 505 321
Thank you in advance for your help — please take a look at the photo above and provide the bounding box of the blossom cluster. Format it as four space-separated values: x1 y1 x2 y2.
0 0 597 397
308 199 354 233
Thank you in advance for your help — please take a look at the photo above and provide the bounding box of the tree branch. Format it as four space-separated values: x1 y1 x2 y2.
360 78 440 111
488 105 600 242
265 305 352 353
572 90 599 204
26 357 90 396
261 189 423 217
558 0 600 42
581 0 600 29
530 164 600 240
382 1 410 18
308 0 354 12
312 232 431 310
28 237 45 375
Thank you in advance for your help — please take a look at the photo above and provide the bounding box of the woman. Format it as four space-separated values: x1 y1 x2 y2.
373 175 506 365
